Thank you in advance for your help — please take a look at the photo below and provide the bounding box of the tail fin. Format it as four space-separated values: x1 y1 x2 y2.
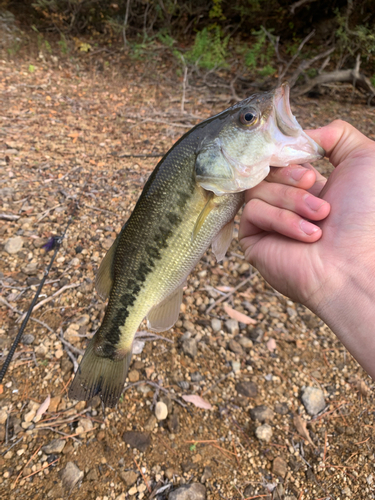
68 339 132 408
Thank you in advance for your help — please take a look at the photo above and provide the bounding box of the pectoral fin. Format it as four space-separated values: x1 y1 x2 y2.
192 193 215 242
212 219 234 262
147 285 184 333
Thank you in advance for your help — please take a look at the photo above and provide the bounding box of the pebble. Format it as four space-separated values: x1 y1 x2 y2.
183 320 195 332
235 381 258 398
182 338 197 358
168 412 180 433
255 424 273 442
225 319 239 335
248 327 264 343
190 371 203 382
22 261 38 275
128 486 138 496
115 494 126 500
4 236 23 254
42 439 66 454
123 431 151 452
275 402 289 415
119 470 138 486
86 469 99 481
228 338 243 355
64 324 81 345
210 318 222 333
22 334 35 345
128 370 139 382
232 361 241 372
144 415 157 431
49 395 62 413
201 465 212 483
155 401 168 420
250 405 274 422
272 456 288 478
169 483 206 500
237 336 253 349
301 387 326 416
0 410 7 425
35 343 48 357
60 462 83 489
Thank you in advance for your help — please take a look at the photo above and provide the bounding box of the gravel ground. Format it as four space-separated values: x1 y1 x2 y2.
0 48 374 500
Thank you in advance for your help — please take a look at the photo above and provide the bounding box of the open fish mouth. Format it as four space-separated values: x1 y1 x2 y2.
272 83 325 161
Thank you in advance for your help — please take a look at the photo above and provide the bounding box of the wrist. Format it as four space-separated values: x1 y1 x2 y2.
310 261 375 379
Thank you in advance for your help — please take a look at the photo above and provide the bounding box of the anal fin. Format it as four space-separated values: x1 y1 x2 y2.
212 219 234 262
147 285 184 333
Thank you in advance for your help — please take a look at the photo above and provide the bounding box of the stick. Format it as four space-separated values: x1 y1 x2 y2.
206 276 252 314
17 283 80 323
134 458 151 493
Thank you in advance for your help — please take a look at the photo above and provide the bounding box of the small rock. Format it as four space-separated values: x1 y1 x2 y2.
64 324 81 345
77 417 93 433
35 343 48 357
225 319 239 335
33 237 48 248
128 370 139 382
242 301 257 314
248 327 264 343
144 415 157 431
177 380 190 390
231 361 241 372
169 483 206 500
115 494 126 500
49 395 62 413
69 257 80 266
42 439 66 454
301 387 326 416
60 462 83 489
210 318 222 333
255 424 273 443
155 401 168 421
4 236 23 254
165 467 175 480
191 371 203 382
167 412 179 433
123 431 151 452
0 410 8 425
238 262 250 274
250 405 274 422
21 261 38 276
119 470 138 486
86 468 98 481
272 456 287 478
182 338 197 358
228 338 243 355
275 402 289 415
237 336 253 349
22 334 35 345
201 466 212 483
287 307 297 318
128 486 138 496
76 314 90 326
183 320 195 332
235 381 258 398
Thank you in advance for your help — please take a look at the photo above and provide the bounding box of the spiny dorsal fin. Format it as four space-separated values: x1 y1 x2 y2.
192 192 215 242
147 285 184 333
95 235 119 300
212 219 234 262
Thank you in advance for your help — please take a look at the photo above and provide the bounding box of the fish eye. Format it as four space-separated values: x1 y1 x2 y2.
239 109 258 126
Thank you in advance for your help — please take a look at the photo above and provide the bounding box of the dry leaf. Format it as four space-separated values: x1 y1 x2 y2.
293 415 315 447
33 394 51 423
182 395 212 410
266 338 277 352
223 303 256 325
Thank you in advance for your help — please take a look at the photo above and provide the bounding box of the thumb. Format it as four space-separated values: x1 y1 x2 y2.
305 120 375 168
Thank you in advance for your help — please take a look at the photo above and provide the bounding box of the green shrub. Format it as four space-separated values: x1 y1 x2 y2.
185 26 230 69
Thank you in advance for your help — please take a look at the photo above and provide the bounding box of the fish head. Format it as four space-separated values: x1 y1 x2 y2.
195 83 325 195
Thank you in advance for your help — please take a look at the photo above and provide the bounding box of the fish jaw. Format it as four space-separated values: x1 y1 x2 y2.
268 83 325 166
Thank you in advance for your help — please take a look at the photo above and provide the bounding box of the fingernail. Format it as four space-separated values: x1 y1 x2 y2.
304 194 326 211
300 220 319 235
291 168 307 181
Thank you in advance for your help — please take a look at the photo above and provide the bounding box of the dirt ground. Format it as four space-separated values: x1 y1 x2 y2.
0 47 375 500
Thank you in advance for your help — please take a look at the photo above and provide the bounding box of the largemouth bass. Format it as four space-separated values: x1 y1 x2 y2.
69 83 324 407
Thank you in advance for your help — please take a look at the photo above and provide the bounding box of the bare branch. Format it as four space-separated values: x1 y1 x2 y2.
289 0 319 14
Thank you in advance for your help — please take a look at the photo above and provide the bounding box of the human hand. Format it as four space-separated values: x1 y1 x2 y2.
239 120 375 377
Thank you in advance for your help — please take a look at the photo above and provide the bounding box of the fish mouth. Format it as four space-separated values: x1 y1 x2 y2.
272 83 325 160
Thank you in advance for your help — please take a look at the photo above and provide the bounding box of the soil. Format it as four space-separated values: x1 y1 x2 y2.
0 46 374 500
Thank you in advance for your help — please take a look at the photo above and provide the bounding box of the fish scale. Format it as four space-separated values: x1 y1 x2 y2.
69 83 324 407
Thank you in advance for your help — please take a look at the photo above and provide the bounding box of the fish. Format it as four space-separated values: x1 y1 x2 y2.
69 83 324 407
